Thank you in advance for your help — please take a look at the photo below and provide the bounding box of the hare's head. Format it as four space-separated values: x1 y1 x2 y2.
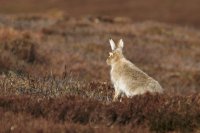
106 39 124 65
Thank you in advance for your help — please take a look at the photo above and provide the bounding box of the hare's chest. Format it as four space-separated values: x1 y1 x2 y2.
113 78 132 96
110 68 118 83
110 69 129 93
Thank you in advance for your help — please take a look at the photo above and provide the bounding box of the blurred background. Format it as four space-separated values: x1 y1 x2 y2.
0 0 200 27
1 1 200 133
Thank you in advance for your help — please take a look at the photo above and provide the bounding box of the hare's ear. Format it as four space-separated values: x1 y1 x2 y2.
109 39 116 50
117 39 124 49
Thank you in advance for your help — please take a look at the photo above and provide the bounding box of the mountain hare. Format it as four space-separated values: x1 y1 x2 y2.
106 39 163 101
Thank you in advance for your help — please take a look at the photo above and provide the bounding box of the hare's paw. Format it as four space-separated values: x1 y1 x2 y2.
113 89 121 102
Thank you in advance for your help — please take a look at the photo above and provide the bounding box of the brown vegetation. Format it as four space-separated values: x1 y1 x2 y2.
0 14 200 132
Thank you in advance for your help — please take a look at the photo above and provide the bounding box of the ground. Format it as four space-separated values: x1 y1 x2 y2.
0 12 200 132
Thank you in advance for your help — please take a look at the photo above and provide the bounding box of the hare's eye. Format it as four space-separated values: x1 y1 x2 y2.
109 52 113 57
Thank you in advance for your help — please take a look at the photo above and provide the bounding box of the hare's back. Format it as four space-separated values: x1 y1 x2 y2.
121 61 149 81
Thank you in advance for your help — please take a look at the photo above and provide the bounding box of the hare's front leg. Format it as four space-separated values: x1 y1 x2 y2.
113 89 121 102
